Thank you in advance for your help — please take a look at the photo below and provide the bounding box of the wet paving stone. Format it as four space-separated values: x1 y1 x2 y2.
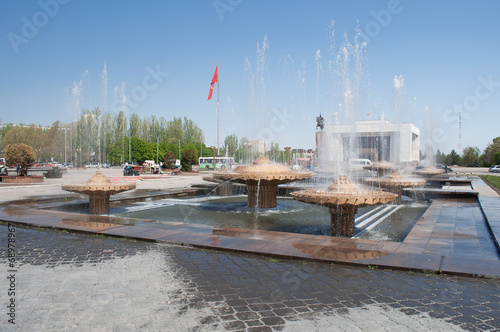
1 224 499 331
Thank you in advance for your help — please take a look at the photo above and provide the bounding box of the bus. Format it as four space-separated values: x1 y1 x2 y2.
199 157 234 170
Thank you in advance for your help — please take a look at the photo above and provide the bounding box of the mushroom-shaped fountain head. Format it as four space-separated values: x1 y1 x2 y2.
213 154 313 208
291 175 398 236
62 171 136 214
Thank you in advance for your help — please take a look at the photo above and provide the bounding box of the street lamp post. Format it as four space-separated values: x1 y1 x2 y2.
35 148 41 164
129 130 131 163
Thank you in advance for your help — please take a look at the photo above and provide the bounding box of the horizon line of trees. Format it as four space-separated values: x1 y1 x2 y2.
1 112 498 168
434 137 500 167
0 109 211 166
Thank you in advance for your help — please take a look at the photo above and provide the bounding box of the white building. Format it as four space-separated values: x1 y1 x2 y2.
316 120 420 165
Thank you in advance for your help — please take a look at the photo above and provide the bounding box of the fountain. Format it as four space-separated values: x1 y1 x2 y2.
364 170 426 204
55 26 428 245
213 155 312 208
62 171 136 214
202 175 233 196
413 167 445 177
291 175 398 236
363 160 396 177
413 106 445 177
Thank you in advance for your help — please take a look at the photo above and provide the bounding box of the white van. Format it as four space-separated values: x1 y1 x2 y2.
349 159 372 169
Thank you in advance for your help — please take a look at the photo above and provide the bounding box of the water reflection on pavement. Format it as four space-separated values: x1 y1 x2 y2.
1 224 498 331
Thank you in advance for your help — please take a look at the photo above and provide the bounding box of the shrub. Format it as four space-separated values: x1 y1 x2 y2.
5 143 36 176
181 149 197 172
163 151 176 169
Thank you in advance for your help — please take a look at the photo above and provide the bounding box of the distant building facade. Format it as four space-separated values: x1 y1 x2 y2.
316 120 420 165
248 140 269 155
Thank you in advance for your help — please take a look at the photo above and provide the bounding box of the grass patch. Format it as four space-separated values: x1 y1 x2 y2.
480 175 500 194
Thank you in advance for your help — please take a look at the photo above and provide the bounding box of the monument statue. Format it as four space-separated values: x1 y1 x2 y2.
316 114 324 130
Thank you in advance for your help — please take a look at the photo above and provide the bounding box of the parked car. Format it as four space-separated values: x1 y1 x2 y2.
85 162 109 168
85 162 100 168
489 165 500 173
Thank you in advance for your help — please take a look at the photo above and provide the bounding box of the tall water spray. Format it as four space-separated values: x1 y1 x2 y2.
255 35 269 135
391 75 407 166
314 49 323 112
101 61 109 163
101 61 108 113
422 105 436 167
71 80 82 165
242 35 270 161
120 81 126 164
317 22 369 182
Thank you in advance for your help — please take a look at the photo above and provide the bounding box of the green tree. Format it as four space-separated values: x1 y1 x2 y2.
3 124 45 151
130 138 155 164
43 121 65 162
182 117 204 144
129 113 141 139
181 149 197 172
223 134 239 157
201 143 212 159
238 137 255 164
435 149 446 164
182 143 199 161
444 149 461 166
167 117 183 143
100 112 114 164
107 140 125 165
461 146 481 167
5 143 36 176
481 137 500 167
495 152 500 165
269 142 283 162
160 142 179 159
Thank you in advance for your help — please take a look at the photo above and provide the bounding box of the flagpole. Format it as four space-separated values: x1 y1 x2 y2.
217 63 219 157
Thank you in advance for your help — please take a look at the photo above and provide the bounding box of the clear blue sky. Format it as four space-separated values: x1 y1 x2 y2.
1 0 499 154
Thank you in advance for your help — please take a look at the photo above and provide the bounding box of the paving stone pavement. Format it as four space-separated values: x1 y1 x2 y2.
1 224 499 331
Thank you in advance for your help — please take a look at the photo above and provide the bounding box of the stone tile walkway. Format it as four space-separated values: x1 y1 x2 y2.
1 225 499 331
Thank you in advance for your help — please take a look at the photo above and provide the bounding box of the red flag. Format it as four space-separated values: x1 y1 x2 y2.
207 65 218 100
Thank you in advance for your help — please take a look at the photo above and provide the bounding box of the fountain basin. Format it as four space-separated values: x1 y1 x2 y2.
110 195 427 242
